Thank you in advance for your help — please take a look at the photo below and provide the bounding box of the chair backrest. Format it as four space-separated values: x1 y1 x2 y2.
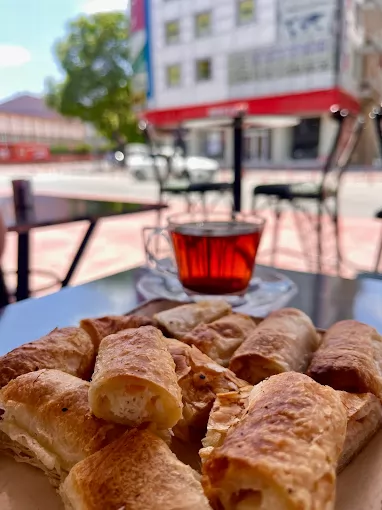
138 121 189 190
320 106 364 195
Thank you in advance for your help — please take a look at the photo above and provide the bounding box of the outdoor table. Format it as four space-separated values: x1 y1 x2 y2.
0 265 381 354
0 195 166 301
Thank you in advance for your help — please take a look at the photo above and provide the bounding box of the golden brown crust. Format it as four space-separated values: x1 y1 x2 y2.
338 392 382 471
229 308 319 385
307 320 382 397
165 338 248 441
202 372 347 510
154 301 232 340
0 370 126 475
183 313 257 367
60 428 212 510
200 385 253 463
89 326 182 427
0 327 95 389
80 314 157 350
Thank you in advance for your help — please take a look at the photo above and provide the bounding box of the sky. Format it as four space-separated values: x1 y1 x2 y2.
0 0 128 102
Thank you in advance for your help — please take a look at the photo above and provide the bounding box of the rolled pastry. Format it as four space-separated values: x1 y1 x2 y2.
0 327 95 389
60 428 212 510
88 326 182 428
229 308 319 384
80 314 157 350
0 369 126 487
307 320 382 397
166 338 248 441
202 372 347 510
183 313 257 367
200 385 253 463
338 392 382 472
154 300 231 340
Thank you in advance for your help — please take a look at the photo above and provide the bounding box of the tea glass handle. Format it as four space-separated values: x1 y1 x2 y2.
142 227 176 276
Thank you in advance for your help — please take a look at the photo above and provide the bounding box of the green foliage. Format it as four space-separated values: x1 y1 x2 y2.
46 12 141 145
50 145 70 155
73 143 91 155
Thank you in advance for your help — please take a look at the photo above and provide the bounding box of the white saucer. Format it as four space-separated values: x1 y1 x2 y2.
136 266 298 316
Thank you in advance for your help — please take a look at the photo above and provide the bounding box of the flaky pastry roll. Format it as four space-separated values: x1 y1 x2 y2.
183 313 257 367
0 327 95 389
200 385 252 463
80 313 157 350
166 338 248 441
0 369 126 487
60 428 212 510
88 326 182 428
307 320 382 398
154 300 231 339
229 308 319 384
338 391 382 471
202 372 347 510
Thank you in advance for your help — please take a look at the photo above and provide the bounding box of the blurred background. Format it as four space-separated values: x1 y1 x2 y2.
1 0 382 297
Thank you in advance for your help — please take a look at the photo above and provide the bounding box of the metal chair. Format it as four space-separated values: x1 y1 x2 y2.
374 209 382 273
152 151 232 224
371 106 382 273
251 106 365 273
139 122 232 223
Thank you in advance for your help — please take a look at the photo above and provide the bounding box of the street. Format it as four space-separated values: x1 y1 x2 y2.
0 161 381 219
0 161 381 298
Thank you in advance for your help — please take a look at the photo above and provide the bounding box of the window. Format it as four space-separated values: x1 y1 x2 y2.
196 58 212 81
166 64 181 87
165 20 180 44
195 11 212 38
237 0 255 25
291 118 320 160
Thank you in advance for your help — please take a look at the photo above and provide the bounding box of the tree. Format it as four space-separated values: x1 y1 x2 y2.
46 12 142 148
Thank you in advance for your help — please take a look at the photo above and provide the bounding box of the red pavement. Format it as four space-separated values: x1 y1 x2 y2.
2 202 381 299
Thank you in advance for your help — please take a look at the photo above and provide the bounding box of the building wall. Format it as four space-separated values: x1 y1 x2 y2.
148 0 340 112
0 113 87 145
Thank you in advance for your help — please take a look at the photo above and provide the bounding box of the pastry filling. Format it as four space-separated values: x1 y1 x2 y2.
231 490 263 510
1 423 60 471
101 385 164 425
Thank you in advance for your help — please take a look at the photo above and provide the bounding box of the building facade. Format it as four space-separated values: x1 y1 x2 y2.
0 94 87 146
131 0 382 165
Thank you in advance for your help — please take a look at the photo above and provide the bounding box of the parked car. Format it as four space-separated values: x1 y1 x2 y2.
125 144 219 182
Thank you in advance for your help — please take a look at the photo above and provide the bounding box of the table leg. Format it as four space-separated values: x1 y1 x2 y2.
62 221 97 288
16 231 30 301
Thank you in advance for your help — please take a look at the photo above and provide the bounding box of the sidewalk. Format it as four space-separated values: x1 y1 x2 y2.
3 203 381 298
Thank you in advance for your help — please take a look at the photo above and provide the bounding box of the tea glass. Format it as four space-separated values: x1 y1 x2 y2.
143 212 265 301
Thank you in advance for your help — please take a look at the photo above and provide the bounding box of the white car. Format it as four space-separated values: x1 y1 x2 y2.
125 144 219 182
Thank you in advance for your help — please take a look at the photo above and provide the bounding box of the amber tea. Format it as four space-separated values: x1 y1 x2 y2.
170 220 263 295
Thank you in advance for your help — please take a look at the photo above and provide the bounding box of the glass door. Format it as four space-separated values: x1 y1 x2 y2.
244 129 270 162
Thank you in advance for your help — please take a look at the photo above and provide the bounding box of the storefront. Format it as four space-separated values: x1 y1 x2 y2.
131 0 367 165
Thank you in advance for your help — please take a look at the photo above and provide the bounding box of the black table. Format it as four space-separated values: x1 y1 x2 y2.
0 266 381 355
0 195 166 301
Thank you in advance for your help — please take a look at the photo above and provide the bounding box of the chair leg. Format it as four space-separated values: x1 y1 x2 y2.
0 268 10 307
157 191 164 227
333 197 341 275
186 194 192 213
271 199 282 266
201 192 207 215
316 201 323 273
291 202 312 271
375 228 382 273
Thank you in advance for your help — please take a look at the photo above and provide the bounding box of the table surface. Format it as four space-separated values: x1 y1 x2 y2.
0 265 381 356
0 195 166 233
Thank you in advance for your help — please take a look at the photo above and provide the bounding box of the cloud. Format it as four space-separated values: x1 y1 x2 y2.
0 45 31 68
81 0 128 14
